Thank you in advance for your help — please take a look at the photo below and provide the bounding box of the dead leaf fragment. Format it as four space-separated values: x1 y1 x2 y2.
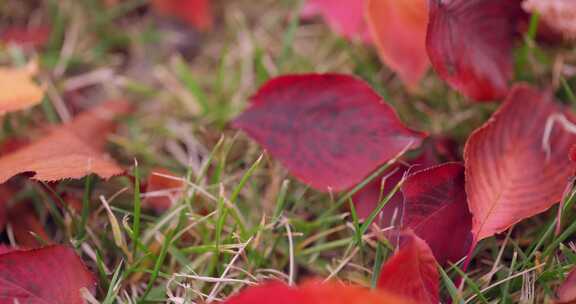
0 64 44 115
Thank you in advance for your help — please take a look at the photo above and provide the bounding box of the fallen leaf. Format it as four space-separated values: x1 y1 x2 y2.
557 267 576 303
352 163 407 228
143 168 184 212
523 0 576 39
151 0 213 31
0 63 44 114
0 245 14 255
426 0 524 101
0 245 96 304
353 137 457 228
233 74 425 192
302 0 372 43
402 163 472 265
1 26 51 48
465 84 576 242
378 232 439 304
365 0 429 86
0 100 131 183
7 203 51 248
223 280 414 304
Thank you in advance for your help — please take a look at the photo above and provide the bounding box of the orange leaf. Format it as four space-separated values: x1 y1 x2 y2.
0 100 131 183
143 168 184 213
465 85 576 242
365 0 429 87
224 280 414 304
0 63 44 115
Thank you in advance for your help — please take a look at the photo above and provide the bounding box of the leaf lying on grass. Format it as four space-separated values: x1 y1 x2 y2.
0 63 44 115
426 0 524 101
233 74 425 192
223 280 414 304
0 25 51 48
378 232 439 304
0 100 131 183
302 0 372 43
401 162 472 265
143 168 184 212
151 0 213 31
465 84 576 243
365 0 429 87
0 245 96 304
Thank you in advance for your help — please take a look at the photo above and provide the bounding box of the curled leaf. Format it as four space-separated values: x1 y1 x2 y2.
465 85 576 242
233 74 425 192
0 245 96 304
0 63 44 114
365 0 429 86
378 232 439 304
224 280 414 304
426 0 524 101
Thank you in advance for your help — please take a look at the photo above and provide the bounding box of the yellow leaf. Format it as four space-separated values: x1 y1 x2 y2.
0 62 44 115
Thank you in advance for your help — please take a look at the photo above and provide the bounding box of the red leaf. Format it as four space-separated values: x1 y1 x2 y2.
352 163 407 228
223 280 414 304
465 85 576 242
0 100 131 183
557 267 576 303
1 26 51 48
7 203 51 248
0 245 14 255
151 0 213 31
0 245 96 304
302 0 372 43
570 144 576 163
143 168 184 212
233 74 425 192
365 0 429 86
426 0 524 101
378 233 439 304
401 163 472 265
352 137 457 228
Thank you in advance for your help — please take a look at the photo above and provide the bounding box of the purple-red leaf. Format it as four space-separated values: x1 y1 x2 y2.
426 0 524 101
557 267 576 303
233 74 425 192
0 245 96 304
465 84 576 242
401 163 472 265
378 232 439 304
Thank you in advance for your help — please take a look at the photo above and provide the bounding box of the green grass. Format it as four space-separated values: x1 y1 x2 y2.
2 0 576 303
